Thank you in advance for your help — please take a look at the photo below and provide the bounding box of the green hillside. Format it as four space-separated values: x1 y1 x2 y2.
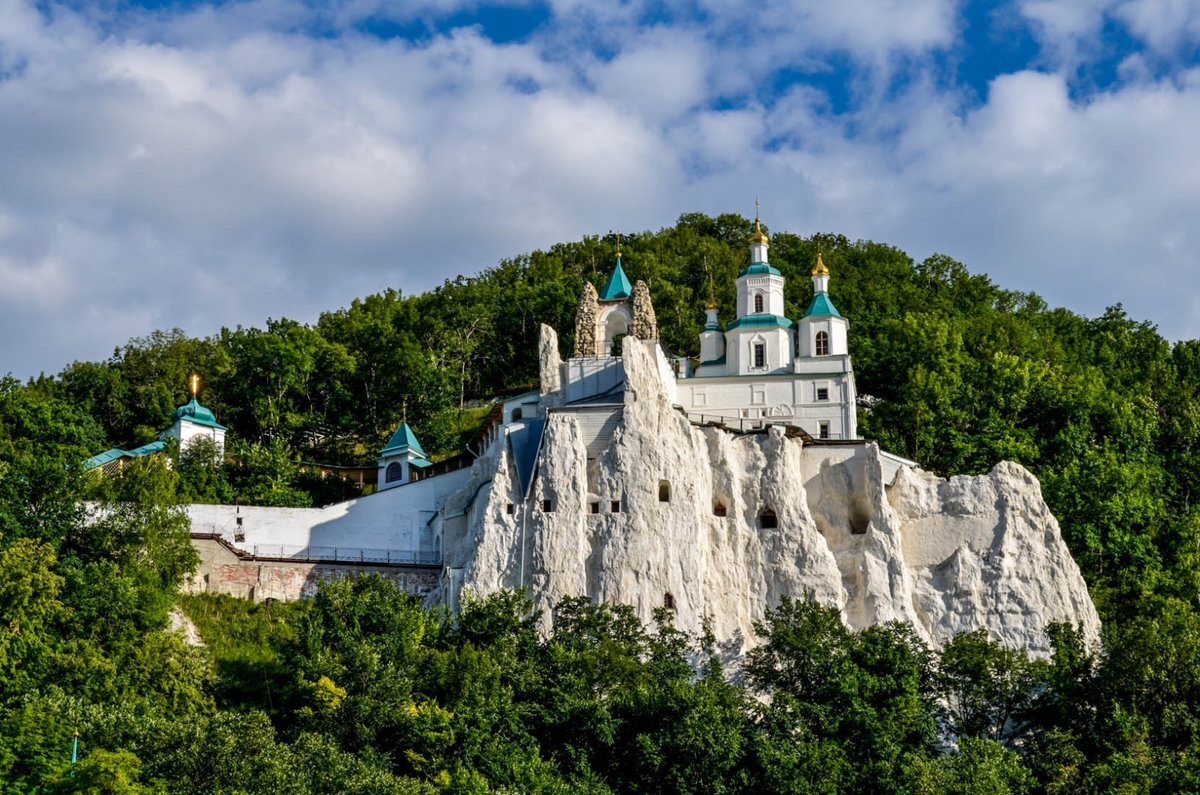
2 212 1200 791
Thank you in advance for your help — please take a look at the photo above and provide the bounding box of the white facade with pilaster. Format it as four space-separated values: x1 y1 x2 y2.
676 220 859 441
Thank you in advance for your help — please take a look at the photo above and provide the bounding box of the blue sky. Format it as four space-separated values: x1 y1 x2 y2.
2 0 1200 377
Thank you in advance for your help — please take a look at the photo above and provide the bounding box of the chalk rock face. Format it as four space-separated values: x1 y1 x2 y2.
538 324 562 397
450 340 1100 657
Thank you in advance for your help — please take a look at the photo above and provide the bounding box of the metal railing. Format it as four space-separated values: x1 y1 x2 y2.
681 412 847 440
189 528 441 567
243 544 441 566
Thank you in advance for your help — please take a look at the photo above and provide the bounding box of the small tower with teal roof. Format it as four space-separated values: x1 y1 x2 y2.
378 421 432 490
796 253 849 359
165 374 227 453
724 212 794 375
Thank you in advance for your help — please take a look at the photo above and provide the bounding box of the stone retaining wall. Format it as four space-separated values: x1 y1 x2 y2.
186 537 441 602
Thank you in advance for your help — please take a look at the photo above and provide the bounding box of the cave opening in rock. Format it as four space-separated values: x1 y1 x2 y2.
713 500 727 517
850 496 871 535
658 480 671 502
759 508 778 529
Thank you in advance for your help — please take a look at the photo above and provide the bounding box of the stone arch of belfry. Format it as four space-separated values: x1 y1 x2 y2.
573 279 658 357
599 303 633 355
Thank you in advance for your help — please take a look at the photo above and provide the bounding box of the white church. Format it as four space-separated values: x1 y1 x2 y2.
569 214 857 443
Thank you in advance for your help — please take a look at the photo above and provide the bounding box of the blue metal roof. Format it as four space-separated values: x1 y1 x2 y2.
727 314 794 330
508 418 547 499
380 421 428 458
599 257 633 300
804 293 842 318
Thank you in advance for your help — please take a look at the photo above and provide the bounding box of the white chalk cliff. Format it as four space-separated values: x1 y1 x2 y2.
439 329 1101 658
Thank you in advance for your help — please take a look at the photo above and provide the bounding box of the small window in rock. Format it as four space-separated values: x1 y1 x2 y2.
505 503 515 515
664 592 676 611
611 500 622 513
542 499 554 512
816 386 829 401
658 480 671 502
590 501 600 514
511 407 523 422
819 422 830 440
759 508 778 529
713 501 727 517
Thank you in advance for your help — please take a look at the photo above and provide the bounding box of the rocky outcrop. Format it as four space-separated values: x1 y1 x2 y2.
631 280 658 340
539 325 562 397
573 282 599 357
449 339 1100 658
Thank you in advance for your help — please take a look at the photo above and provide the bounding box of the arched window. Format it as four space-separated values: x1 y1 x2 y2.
713 501 727 517
754 293 764 313
664 592 676 611
511 407 523 422
658 480 671 502
385 462 404 483
815 330 830 356
759 507 778 529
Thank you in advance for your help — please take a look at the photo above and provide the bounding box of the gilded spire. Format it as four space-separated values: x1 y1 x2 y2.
189 373 200 397
750 198 768 244
811 252 829 276
705 273 718 310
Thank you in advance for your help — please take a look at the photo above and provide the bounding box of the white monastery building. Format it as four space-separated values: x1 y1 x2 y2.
84 213 1100 657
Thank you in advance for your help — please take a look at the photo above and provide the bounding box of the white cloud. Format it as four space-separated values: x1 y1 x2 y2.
1 0 1200 380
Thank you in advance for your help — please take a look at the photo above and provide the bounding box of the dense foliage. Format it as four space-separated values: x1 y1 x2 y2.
4 212 1200 791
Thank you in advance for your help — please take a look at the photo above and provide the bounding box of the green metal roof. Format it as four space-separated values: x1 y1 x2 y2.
727 314 794 330
738 263 782 277
172 398 227 430
804 293 842 318
599 257 633 300
128 440 166 457
380 421 428 458
83 440 166 471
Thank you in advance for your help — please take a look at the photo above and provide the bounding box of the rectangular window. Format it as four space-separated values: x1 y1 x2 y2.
590 502 600 514
505 503 515 515
753 343 766 368
816 386 829 401
611 500 622 513
819 422 830 440
542 499 554 512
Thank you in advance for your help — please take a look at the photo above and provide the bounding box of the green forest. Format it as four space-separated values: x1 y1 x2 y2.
4 212 1200 792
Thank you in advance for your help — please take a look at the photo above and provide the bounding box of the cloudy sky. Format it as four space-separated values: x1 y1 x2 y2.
1 0 1199 378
